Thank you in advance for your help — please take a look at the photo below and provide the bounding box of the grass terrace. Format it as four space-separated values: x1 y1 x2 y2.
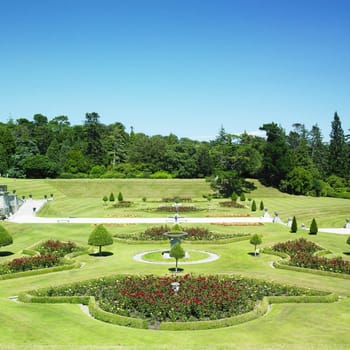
0 178 350 349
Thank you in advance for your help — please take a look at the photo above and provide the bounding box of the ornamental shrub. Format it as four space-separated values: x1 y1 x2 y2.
88 225 113 256
251 200 257 212
0 225 13 248
250 234 262 256
260 200 264 211
102 195 108 205
291 216 298 233
118 192 123 202
169 243 185 272
240 193 246 202
109 192 115 202
309 218 318 235
231 192 238 202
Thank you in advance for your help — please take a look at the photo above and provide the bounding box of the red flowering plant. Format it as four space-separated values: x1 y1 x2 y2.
272 238 350 275
7 254 60 273
37 240 78 257
131 225 248 241
34 274 324 323
0 240 81 275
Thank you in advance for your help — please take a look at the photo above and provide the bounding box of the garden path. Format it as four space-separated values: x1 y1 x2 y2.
6 198 350 235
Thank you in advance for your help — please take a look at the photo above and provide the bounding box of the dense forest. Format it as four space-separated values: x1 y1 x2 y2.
0 112 349 198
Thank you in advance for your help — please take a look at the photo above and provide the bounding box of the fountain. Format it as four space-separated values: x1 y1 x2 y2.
162 224 188 259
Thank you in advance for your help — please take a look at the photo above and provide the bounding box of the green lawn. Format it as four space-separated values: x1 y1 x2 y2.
1 178 350 349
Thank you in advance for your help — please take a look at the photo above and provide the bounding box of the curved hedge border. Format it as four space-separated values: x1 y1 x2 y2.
18 291 337 331
263 248 350 280
0 259 81 281
273 260 350 280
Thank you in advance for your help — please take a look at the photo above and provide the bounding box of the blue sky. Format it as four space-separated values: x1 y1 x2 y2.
1 0 349 140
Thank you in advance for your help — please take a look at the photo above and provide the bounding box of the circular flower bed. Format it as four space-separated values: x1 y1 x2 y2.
34 274 325 323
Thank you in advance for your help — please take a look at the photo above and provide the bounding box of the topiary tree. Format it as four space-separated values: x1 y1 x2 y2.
250 234 262 256
260 200 264 211
251 200 257 212
118 192 123 202
240 193 246 202
88 225 113 256
0 225 13 249
102 195 108 206
309 218 318 235
231 192 238 202
109 192 115 202
291 216 298 233
169 242 185 272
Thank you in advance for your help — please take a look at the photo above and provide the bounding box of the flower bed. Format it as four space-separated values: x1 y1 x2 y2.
30 274 325 324
162 197 192 202
272 238 350 275
115 225 249 241
157 205 198 212
219 201 245 208
272 238 322 256
0 240 83 276
37 240 78 257
0 254 60 274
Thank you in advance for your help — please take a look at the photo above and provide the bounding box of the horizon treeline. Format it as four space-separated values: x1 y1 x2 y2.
0 112 349 198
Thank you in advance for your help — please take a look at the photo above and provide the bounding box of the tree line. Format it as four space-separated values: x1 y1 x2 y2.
0 112 349 198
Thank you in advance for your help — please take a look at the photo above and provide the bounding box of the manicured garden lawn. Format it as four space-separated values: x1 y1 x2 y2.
0 178 350 349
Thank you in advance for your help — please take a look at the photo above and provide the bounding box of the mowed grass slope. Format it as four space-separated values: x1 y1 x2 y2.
3 177 350 227
0 178 350 349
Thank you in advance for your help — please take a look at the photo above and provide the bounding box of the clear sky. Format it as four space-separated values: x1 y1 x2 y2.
1 0 349 140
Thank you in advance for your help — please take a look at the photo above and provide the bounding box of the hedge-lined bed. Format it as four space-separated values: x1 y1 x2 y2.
19 273 335 330
264 237 350 278
0 239 88 280
114 225 251 243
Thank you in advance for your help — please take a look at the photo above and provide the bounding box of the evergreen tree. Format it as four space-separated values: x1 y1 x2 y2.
259 200 264 210
84 112 106 166
0 224 13 248
291 216 298 233
309 218 318 235
251 200 257 211
329 112 347 177
310 124 328 178
118 192 123 202
347 235 350 249
259 123 293 187
109 192 115 202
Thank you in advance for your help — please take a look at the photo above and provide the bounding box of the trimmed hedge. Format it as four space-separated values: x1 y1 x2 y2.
20 272 336 330
0 260 80 281
89 297 148 329
273 260 350 280
159 297 269 331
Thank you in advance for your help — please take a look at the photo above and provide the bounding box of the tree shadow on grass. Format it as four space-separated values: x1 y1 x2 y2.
89 252 114 257
168 267 184 273
343 252 350 256
0 251 14 257
247 252 260 257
